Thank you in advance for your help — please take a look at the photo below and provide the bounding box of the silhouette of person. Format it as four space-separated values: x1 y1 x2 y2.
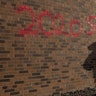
83 42 96 83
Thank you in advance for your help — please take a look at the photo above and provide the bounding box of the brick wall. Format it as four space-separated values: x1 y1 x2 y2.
0 0 96 96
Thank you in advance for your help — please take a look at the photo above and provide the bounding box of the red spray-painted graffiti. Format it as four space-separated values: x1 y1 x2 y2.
16 5 96 37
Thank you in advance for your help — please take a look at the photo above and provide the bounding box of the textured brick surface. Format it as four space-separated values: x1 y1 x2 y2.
0 0 96 96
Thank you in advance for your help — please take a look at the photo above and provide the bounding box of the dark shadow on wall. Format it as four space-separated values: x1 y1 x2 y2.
83 42 96 83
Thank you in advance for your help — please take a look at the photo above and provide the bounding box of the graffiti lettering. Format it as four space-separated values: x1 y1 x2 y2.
16 5 96 37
